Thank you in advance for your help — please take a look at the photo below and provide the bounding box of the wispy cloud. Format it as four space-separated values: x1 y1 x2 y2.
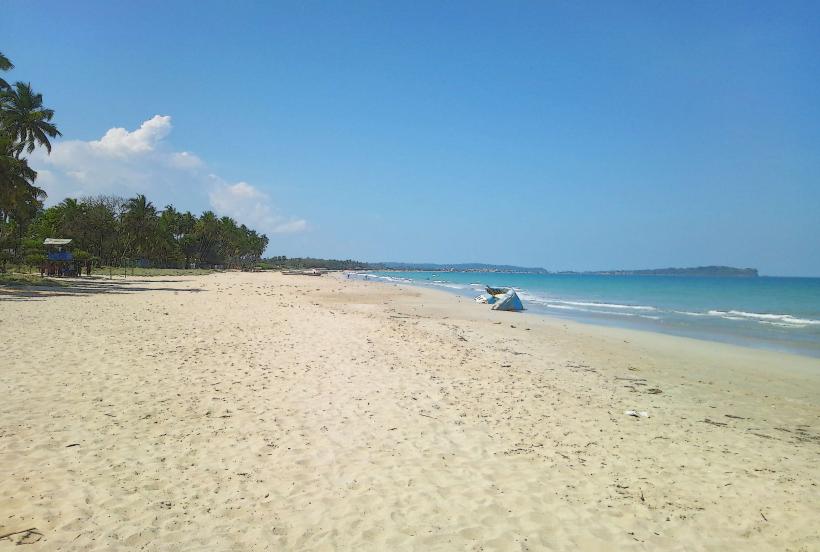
28 115 306 239
209 179 307 234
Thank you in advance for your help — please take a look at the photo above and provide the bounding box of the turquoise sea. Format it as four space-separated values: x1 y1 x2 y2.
358 271 820 358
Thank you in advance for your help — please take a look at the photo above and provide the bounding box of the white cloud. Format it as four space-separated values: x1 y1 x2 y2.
169 151 203 169
209 180 308 234
28 115 306 242
90 115 171 156
271 219 309 233
218 181 262 200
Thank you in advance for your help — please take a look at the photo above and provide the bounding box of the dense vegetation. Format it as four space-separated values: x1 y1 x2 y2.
0 52 268 271
25 195 269 269
261 256 372 270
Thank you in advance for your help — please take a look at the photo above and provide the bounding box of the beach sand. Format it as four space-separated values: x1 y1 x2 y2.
2 271 819 551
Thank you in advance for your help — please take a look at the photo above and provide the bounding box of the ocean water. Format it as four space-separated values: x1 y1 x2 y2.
356 271 820 358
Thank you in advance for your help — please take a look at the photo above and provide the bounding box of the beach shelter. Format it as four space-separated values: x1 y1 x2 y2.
43 238 78 276
44 238 73 260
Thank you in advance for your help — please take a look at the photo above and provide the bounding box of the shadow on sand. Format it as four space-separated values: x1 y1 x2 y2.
0 277 205 301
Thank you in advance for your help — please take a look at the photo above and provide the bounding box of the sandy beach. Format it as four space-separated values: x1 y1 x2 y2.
2 271 819 551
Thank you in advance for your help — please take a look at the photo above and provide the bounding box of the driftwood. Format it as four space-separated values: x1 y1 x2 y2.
0 528 43 543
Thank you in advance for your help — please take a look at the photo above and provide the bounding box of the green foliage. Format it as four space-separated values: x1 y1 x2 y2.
72 249 92 262
1 52 57 260
260 256 371 270
1 81 61 155
0 248 11 270
24 252 45 267
21 237 45 268
0 272 67 286
24 194 268 269
0 51 13 91
1 135 45 228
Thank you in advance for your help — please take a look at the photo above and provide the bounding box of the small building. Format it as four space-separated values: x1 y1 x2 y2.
43 238 81 276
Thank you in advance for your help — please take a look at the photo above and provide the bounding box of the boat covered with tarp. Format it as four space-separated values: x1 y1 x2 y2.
476 286 524 311
490 289 524 311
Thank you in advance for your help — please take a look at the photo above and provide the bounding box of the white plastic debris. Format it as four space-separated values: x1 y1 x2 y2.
624 410 650 418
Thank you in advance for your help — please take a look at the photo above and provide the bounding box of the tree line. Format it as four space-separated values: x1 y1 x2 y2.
26 194 269 269
261 256 373 270
1 51 268 270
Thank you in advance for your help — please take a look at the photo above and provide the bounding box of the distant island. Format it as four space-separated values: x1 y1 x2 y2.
569 266 759 277
260 258 758 277
260 258 551 273
375 263 758 277
377 262 550 273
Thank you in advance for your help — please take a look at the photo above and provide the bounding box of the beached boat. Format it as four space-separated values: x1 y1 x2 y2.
490 289 524 311
486 286 509 296
475 286 524 311
475 293 497 304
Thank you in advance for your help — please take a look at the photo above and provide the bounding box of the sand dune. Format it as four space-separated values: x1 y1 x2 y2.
1 272 819 550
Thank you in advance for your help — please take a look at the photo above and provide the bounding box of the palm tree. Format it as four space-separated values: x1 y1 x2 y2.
0 135 45 222
178 211 198 268
194 211 221 266
122 194 160 260
0 136 46 260
82 196 120 264
1 82 61 156
0 55 63 264
0 52 13 91
56 197 87 240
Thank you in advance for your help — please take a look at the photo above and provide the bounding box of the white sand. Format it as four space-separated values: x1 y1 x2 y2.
2 271 819 550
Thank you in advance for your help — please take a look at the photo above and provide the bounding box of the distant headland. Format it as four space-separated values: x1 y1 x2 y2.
261 258 758 277
376 263 758 277
565 266 759 277
376 262 550 274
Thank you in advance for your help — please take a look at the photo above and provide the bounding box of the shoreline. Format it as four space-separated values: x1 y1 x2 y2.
351 271 820 359
2 271 819 550
345 272 820 381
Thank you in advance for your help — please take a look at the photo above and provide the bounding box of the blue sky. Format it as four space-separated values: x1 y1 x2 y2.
3 1 819 275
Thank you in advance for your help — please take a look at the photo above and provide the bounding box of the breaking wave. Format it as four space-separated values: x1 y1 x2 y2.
707 310 820 326
355 273 820 336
